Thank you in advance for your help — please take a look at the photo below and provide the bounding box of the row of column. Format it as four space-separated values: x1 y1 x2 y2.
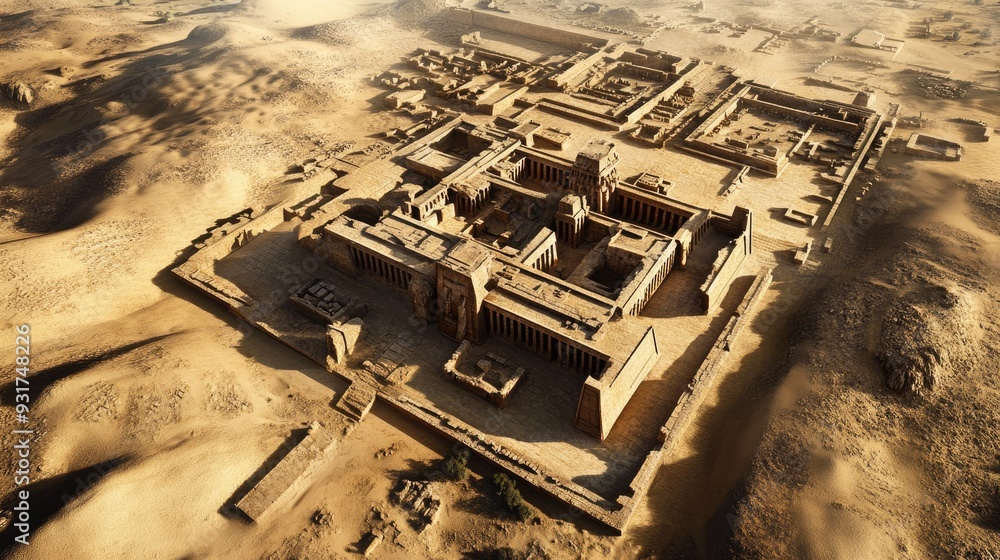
524 159 568 187
621 66 665 81
418 189 449 218
592 182 613 214
627 257 672 316
349 246 411 290
619 196 686 234
510 158 526 181
692 217 709 245
485 306 607 376
532 243 557 272
455 188 490 216
555 218 583 248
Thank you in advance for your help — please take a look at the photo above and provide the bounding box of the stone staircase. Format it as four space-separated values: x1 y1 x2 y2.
334 381 377 423
752 234 803 268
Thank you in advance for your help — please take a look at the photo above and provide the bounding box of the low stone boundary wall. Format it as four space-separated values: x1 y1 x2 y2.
236 422 337 521
613 268 772 527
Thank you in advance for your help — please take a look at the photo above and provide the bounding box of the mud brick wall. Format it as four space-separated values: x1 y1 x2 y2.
193 205 289 264
172 204 290 312
447 9 609 51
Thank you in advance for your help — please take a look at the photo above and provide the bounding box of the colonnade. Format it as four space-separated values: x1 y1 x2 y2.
349 246 413 290
485 305 608 376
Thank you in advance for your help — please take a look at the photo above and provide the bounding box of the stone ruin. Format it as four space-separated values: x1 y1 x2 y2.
172 7 886 532
444 340 527 408
391 479 442 532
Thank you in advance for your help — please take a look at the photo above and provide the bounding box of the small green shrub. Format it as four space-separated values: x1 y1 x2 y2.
492 473 533 521
441 449 469 481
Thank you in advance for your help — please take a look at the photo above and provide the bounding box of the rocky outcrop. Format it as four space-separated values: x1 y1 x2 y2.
876 284 977 392
1 80 34 105
602 7 643 27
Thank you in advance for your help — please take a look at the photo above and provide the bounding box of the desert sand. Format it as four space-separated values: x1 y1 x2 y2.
0 0 998 558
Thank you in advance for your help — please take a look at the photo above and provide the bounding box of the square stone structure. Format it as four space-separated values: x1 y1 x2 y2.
305 117 734 439
174 12 882 531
